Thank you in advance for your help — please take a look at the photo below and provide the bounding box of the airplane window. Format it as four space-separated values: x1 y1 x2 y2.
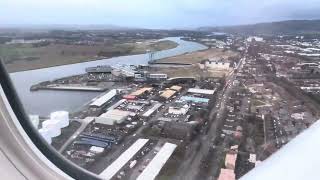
1 1 320 179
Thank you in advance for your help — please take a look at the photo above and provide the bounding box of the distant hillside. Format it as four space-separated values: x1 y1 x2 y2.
0 24 139 31
198 20 320 35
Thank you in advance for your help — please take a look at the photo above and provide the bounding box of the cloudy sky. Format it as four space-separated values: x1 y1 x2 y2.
1 0 320 29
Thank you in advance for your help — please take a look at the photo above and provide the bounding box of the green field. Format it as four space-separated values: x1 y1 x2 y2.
0 40 178 72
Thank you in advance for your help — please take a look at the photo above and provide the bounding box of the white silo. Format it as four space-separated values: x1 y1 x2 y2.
38 128 52 144
50 111 69 128
42 120 56 129
42 120 62 137
47 126 61 137
29 115 39 128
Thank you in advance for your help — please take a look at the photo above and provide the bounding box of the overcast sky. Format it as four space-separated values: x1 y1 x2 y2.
1 0 320 29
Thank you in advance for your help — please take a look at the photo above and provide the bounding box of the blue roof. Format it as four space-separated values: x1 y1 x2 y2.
180 96 209 103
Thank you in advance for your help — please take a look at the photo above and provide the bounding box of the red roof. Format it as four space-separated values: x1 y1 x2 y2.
218 168 235 180
123 95 136 100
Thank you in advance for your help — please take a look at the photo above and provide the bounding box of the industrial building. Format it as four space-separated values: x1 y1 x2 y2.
85 65 112 73
147 73 168 81
130 87 153 97
142 103 163 118
123 95 137 100
160 89 176 100
170 85 183 92
90 89 118 107
204 59 231 70
100 138 149 180
95 109 131 125
168 103 190 115
180 96 210 104
137 143 177 180
187 88 216 95
106 99 127 111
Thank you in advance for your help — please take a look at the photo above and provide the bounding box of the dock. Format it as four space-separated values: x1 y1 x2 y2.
31 84 108 92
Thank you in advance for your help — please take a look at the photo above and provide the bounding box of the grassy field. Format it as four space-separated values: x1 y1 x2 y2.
0 40 178 72
156 48 239 64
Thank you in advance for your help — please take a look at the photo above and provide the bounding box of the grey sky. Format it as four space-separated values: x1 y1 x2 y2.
1 0 320 29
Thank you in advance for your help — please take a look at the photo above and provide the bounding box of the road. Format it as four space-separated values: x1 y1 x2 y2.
174 57 246 180
58 117 94 153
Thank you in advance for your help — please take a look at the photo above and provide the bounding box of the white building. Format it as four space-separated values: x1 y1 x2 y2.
188 88 216 95
247 36 264 42
204 59 231 70
90 90 118 107
95 109 131 125
168 104 189 115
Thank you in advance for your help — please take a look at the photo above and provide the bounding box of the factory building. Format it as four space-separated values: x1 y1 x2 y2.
107 99 127 111
100 139 149 180
204 59 231 70
130 87 153 97
160 89 176 100
123 95 137 100
142 103 163 118
90 89 118 107
85 65 112 74
168 103 189 115
170 85 183 92
180 96 210 104
187 88 216 95
147 73 168 81
95 109 131 125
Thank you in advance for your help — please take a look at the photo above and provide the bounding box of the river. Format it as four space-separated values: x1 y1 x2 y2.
9 37 207 116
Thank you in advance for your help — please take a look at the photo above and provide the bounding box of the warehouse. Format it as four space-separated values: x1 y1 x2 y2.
137 142 177 180
106 99 127 111
160 89 176 100
130 87 153 96
142 103 163 118
95 109 131 125
170 85 183 92
123 95 137 100
180 96 210 104
100 138 149 180
168 103 190 115
90 89 118 107
187 88 215 95
147 73 168 81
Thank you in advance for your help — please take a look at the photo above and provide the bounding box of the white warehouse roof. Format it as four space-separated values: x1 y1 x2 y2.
137 143 177 180
107 99 127 111
100 139 149 180
142 103 163 117
90 89 117 107
188 88 215 95
96 109 131 125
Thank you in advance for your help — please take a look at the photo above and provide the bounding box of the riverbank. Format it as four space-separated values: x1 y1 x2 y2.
10 37 207 116
155 48 239 64
2 40 178 73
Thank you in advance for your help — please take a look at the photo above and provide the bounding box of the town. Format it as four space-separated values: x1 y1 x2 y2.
9 30 320 180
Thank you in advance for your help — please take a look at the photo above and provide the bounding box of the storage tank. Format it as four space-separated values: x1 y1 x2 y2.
46 126 61 137
42 120 62 137
29 115 39 128
38 128 52 144
50 111 69 128
42 120 58 129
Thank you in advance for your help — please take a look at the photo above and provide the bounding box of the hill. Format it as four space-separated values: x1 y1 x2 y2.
198 19 320 35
